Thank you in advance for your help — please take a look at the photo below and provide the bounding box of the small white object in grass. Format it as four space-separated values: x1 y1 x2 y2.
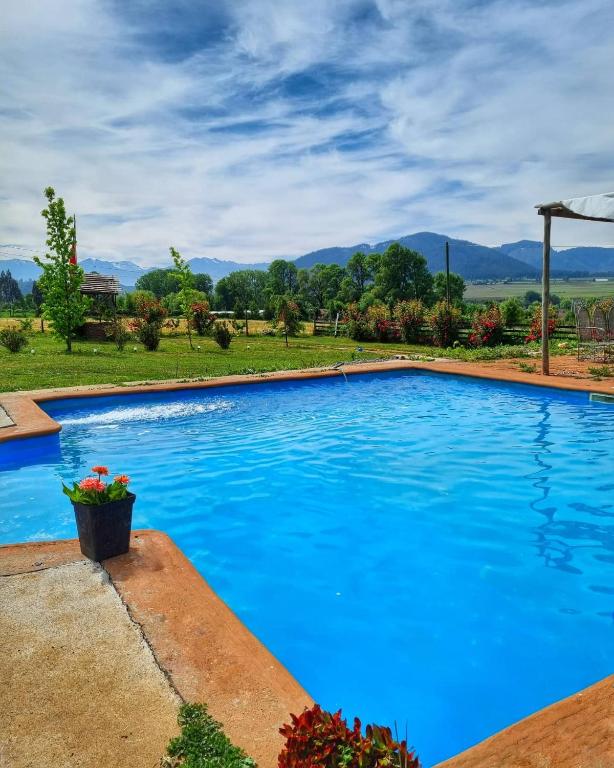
197 345 201 351
93 348 98 354
132 346 137 352
30 349 35 354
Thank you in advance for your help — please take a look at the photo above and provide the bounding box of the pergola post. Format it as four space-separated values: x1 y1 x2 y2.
541 210 551 375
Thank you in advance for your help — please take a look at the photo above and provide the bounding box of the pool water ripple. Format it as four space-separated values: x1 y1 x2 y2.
0 370 613 766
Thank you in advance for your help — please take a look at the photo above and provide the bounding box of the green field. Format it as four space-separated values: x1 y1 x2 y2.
0 328 555 392
464 280 614 302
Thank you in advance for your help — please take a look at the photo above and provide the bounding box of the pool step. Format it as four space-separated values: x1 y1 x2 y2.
589 392 614 405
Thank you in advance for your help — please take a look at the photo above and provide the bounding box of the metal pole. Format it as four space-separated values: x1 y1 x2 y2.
541 211 551 375
445 240 451 308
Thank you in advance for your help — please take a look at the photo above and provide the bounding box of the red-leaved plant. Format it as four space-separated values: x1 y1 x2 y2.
278 704 420 768
63 465 131 505
525 305 557 342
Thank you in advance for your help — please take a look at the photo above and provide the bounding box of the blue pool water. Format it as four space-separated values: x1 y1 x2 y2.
1 370 613 765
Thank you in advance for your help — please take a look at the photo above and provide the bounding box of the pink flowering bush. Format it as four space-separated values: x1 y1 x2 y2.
63 465 131 505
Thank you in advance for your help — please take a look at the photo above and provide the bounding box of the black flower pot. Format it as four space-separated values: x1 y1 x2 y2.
72 492 135 561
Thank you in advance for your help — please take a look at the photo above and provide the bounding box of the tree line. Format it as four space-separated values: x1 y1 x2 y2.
131 243 466 322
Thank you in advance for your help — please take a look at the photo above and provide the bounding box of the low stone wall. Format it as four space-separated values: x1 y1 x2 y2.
79 321 113 341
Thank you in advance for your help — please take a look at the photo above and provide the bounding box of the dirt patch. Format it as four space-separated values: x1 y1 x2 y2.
0 560 179 768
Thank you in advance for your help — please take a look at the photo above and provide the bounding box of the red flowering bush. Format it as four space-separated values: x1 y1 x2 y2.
130 296 168 350
468 305 504 347
62 465 131 505
427 301 462 347
393 300 425 343
366 305 396 342
278 704 420 768
525 305 557 342
191 301 216 336
344 303 374 341
344 304 399 342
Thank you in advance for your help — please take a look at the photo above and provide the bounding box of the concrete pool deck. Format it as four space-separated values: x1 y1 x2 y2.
1 358 613 766
0 549 180 768
0 530 312 768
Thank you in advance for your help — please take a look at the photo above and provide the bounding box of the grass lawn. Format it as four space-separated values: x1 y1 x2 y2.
465 280 614 301
0 325 564 393
0 331 389 391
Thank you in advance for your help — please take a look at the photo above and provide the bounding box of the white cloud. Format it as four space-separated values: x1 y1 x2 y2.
1 0 614 267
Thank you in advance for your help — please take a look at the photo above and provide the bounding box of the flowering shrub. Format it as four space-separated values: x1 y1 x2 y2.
468 305 504 347
62 465 131 505
525 305 557 342
344 304 399 342
192 301 216 336
278 704 420 768
366 305 399 342
393 300 425 343
130 297 168 351
107 317 132 351
427 301 462 347
344 303 374 341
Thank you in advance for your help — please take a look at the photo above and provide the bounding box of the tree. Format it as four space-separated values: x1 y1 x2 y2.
170 246 197 350
0 270 23 312
500 297 525 326
135 268 181 297
433 271 465 305
373 243 433 305
214 270 267 334
339 251 373 302
274 295 302 347
523 290 541 307
299 263 345 317
193 273 213 297
34 187 90 352
267 260 299 297
32 280 45 330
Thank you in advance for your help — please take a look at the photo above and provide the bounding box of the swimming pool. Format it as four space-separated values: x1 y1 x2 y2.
1 370 612 765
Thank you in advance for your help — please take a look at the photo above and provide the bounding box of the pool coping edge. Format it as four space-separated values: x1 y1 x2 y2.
2 358 614 443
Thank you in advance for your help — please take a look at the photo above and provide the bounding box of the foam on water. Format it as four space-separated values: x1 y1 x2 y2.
60 400 232 426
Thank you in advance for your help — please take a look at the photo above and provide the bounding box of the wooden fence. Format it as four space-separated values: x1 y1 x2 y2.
313 315 577 343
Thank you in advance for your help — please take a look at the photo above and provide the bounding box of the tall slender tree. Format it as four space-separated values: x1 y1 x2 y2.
34 188 89 352
170 246 197 350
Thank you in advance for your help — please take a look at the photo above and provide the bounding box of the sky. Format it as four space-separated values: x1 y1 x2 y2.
2 0 614 266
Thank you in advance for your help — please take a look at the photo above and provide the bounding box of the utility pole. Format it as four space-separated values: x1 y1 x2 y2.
445 240 451 309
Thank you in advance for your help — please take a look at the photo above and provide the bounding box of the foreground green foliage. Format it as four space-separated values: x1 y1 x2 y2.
34 188 90 352
163 703 255 768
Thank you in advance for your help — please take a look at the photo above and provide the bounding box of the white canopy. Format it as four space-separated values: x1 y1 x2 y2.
537 192 614 222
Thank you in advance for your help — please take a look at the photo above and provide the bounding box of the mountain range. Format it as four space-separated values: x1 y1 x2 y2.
3 232 614 287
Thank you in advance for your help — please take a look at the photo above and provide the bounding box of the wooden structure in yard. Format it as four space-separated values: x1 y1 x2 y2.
80 273 121 304
536 193 614 374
